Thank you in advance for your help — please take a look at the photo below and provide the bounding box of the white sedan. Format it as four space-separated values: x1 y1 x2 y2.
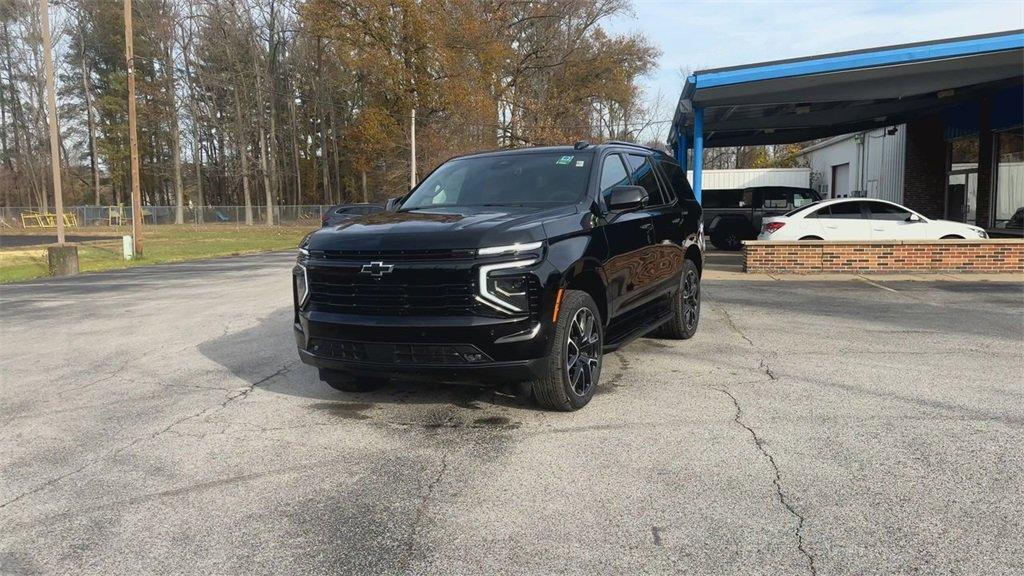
757 198 988 241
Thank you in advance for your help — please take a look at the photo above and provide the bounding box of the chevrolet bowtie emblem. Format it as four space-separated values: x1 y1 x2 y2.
360 261 394 277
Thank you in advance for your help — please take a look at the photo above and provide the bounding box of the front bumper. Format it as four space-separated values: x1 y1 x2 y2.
294 311 553 384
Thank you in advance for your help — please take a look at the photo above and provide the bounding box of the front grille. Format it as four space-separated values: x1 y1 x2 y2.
309 339 492 364
306 262 537 318
308 276 477 316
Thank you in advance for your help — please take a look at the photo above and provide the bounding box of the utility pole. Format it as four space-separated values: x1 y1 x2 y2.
409 107 416 189
124 0 143 255
41 0 78 275
40 0 64 245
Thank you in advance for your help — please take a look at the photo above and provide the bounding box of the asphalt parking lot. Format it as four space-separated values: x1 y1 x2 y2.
1 252 1022 575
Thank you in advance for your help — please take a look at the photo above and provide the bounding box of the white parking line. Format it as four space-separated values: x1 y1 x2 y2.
856 276 899 293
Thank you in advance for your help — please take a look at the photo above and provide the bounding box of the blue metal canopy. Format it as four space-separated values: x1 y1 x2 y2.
670 29 1024 204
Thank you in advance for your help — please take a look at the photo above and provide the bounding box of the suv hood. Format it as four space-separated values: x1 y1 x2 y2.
305 205 576 252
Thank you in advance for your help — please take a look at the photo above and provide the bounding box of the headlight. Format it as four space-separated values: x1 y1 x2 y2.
476 259 537 314
491 275 529 311
976 229 988 239
295 265 309 306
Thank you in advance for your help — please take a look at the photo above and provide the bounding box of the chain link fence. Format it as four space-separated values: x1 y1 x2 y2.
0 205 337 228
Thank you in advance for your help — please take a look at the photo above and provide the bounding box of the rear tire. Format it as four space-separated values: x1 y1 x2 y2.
319 368 388 393
798 236 823 241
655 259 701 340
533 290 603 411
941 235 964 240
711 229 744 251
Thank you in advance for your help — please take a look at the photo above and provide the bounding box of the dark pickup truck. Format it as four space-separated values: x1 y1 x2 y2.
703 186 821 250
293 141 703 411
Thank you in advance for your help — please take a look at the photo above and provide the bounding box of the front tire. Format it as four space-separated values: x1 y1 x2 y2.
533 291 603 411
656 259 701 340
941 234 964 240
319 368 388 393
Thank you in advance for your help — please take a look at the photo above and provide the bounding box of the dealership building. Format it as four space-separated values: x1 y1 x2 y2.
670 30 1024 235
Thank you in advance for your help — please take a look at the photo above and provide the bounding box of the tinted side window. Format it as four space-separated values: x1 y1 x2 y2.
867 202 912 221
757 188 792 209
703 189 743 209
626 154 666 206
655 158 694 202
820 202 868 219
599 154 630 204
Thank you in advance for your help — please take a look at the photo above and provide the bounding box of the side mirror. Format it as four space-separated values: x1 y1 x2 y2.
906 213 923 223
608 186 648 212
385 197 402 212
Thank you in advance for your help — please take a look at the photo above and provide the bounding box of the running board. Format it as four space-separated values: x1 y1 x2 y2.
603 303 673 353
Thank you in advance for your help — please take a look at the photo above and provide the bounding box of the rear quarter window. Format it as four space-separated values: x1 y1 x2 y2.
626 154 669 206
655 158 695 203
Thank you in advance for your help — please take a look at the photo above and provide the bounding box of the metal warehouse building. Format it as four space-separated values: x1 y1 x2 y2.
670 30 1024 236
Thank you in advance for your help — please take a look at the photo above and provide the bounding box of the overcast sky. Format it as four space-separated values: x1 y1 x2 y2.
605 0 1024 141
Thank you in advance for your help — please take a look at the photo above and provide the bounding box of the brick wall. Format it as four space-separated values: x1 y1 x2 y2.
743 240 1024 274
903 116 946 219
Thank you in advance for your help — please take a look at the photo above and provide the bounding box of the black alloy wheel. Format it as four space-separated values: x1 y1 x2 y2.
566 307 601 398
655 258 701 340
680 266 700 334
533 290 603 411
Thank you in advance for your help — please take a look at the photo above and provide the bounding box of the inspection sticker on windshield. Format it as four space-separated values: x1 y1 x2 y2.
556 155 574 165
575 160 585 167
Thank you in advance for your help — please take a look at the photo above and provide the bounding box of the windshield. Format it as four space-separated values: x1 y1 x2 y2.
400 152 592 210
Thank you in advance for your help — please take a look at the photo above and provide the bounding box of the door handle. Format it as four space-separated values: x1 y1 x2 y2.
671 217 683 224
640 222 654 230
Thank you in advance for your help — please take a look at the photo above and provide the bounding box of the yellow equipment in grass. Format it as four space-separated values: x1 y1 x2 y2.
21 210 78 228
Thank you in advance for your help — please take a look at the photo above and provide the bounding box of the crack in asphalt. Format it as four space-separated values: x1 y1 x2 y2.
714 386 817 576
759 355 777 380
0 434 150 511
406 450 451 555
714 306 755 346
152 363 295 438
0 363 295 512
716 305 778 381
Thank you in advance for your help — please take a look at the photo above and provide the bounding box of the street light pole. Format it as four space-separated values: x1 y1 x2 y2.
40 0 64 246
124 0 143 255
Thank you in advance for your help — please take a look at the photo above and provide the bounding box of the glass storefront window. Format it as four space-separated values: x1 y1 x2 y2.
947 136 979 224
950 137 979 170
994 130 1024 229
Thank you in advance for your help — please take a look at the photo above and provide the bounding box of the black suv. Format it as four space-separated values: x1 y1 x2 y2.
293 142 704 410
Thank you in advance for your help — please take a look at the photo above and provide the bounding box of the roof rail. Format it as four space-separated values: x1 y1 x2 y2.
603 140 656 152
